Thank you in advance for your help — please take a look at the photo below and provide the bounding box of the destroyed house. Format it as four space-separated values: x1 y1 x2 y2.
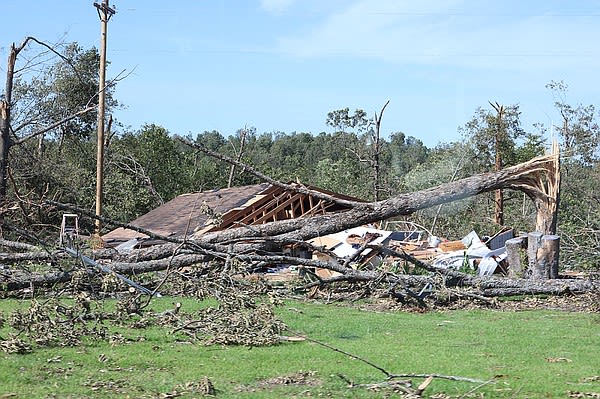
102 183 361 248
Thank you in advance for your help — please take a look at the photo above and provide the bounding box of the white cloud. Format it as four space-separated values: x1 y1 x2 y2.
275 0 600 72
260 0 296 14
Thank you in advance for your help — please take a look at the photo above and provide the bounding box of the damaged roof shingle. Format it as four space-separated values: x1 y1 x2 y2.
102 183 270 244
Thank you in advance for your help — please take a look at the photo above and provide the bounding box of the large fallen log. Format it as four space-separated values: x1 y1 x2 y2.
3 252 597 298
0 239 40 252
55 151 561 262
0 254 210 292
3 150 581 299
0 251 68 264
194 154 558 249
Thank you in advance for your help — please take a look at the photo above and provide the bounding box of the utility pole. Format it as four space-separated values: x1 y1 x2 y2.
93 0 115 236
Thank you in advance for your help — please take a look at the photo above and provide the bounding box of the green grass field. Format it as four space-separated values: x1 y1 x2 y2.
1 297 599 398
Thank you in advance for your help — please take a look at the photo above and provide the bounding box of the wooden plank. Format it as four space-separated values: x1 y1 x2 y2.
236 192 293 225
438 240 466 252
310 236 342 250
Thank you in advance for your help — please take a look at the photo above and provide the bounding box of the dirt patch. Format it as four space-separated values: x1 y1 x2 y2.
236 371 321 393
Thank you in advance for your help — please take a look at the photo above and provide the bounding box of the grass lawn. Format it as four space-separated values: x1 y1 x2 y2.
0 297 599 398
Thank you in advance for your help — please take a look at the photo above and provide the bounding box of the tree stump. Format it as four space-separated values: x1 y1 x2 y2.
527 232 544 279
506 236 526 278
540 235 560 279
527 232 560 279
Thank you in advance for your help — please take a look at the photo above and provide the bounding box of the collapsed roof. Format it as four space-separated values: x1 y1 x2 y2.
102 183 360 247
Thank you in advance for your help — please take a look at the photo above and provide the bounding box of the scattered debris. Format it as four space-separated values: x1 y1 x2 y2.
546 357 573 363
430 230 508 276
568 391 600 398
174 377 216 396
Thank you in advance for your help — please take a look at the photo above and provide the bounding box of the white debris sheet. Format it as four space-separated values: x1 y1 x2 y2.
432 231 507 276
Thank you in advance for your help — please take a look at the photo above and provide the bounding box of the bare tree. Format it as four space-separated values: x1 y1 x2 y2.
371 100 390 201
227 126 250 188
1 37 99 224
489 101 505 226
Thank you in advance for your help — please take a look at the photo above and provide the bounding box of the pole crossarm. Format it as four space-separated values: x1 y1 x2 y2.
94 1 116 21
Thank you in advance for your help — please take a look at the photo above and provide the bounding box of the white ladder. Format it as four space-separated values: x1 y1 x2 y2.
60 213 80 246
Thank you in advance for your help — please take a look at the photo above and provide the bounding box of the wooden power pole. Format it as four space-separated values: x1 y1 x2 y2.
93 0 115 236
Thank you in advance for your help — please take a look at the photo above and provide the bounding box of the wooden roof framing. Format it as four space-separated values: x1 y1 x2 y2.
102 183 361 246
202 184 358 233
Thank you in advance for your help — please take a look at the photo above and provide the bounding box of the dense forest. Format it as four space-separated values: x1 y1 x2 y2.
1 42 599 270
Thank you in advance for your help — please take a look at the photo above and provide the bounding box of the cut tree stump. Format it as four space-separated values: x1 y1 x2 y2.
506 232 561 280
540 235 560 279
528 232 544 279
506 236 526 278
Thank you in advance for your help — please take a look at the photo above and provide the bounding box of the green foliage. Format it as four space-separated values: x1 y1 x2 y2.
190 130 230 189
313 158 367 198
384 132 429 178
103 125 204 221
557 161 600 269
459 103 541 171
5 42 117 236
544 81 600 268
326 107 369 133
12 42 116 142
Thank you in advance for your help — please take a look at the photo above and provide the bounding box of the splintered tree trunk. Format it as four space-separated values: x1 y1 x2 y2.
0 44 18 206
534 140 561 235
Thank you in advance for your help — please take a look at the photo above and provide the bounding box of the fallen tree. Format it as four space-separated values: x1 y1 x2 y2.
49 146 561 260
2 146 598 303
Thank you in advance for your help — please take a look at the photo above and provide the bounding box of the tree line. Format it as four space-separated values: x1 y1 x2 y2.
1 41 599 270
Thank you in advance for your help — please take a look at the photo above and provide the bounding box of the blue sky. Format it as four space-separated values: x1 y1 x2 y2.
2 0 600 148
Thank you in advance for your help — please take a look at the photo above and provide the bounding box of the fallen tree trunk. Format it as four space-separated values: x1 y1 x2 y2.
3 259 596 298
0 239 40 252
3 151 577 298
193 153 560 248
55 152 560 263
0 254 210 292
473 277 598 297
0 269 74 292
0 250 68 264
